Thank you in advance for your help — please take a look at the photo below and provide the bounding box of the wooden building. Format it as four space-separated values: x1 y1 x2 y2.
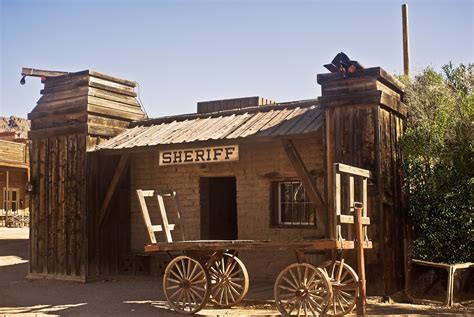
0 119 30 227
27 65 406 295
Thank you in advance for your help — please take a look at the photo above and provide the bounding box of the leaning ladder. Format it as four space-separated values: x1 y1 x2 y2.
136 189 185 243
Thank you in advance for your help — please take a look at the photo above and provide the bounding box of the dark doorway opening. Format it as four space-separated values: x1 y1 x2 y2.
200 177 237 240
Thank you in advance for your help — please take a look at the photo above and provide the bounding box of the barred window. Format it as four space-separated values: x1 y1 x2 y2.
273 181 315 226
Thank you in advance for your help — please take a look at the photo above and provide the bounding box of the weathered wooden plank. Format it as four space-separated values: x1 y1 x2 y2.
144 239 373 252
156 194 174 242
22 67 68 78
40 78 88 95
38 138 47 274
335 163 371 178
28 124 88 140
31 96 88 113
88 87 140 107
76 135 86 277
39 85 89 104
31 112 87 130
57 136 66 275
88 81 137 97
89 70 137 88
89 76 135 93
29 140 39 273
136 189 158 244
281 139 325 209
337 214 370 225
98 154 129 226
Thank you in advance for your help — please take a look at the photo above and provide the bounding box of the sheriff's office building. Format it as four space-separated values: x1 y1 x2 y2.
26 63 406 296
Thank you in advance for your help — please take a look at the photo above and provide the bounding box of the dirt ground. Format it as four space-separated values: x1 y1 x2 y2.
0 227 472 316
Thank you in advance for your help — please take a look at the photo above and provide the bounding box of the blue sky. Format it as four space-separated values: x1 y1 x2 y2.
1 0 473 118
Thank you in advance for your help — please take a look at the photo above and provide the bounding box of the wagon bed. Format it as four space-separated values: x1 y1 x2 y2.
144 239 373 253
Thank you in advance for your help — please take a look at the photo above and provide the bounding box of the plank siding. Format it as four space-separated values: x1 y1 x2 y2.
28 70 145 281
318 68 406 295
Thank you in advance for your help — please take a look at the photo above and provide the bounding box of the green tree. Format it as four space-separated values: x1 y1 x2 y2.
401 63 474 264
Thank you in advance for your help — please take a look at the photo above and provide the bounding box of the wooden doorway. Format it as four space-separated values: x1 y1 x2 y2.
200 177 237 240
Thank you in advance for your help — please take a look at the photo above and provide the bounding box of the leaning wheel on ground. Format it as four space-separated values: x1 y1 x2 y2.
208 253 249 307
163 255 210 314
274 263 332 316
320 261 359 316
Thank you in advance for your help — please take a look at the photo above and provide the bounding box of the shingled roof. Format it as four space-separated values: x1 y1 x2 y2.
95 99 322 151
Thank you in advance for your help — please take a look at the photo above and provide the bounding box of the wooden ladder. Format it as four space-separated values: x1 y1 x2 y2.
136 189 185 243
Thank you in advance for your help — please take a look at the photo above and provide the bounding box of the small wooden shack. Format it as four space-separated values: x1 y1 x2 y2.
27 64 406 295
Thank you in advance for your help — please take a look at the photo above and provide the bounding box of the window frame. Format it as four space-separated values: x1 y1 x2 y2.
271 180 317 228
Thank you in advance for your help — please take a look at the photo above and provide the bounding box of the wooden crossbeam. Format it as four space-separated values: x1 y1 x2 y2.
98 154 129 226
21 67 68 78
281 139 325 208
337 214 370 225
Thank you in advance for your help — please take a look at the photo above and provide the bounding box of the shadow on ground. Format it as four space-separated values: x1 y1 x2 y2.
0 228 472 316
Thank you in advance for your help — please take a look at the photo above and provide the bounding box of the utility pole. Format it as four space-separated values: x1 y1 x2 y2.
402 4 410 77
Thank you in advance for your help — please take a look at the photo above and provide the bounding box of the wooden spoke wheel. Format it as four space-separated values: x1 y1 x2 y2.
274 263 332 316
163 255 210 314
320 261 359 316
209 253 249 307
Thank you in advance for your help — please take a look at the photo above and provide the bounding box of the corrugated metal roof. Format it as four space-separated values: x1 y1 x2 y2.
95 101 322 151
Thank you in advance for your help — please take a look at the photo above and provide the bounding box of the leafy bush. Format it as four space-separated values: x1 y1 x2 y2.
401 63 474 264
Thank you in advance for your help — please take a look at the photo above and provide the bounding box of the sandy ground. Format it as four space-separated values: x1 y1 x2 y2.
0 227 472 316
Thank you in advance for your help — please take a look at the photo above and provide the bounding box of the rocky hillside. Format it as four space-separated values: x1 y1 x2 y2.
0 116 30 139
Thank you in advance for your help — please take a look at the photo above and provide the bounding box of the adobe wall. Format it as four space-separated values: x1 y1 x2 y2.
130 133 326 280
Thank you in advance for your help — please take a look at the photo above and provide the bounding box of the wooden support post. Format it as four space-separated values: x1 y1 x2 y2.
98 154 129 226
355 202 367 316
402 4 410 77
281 139 325 208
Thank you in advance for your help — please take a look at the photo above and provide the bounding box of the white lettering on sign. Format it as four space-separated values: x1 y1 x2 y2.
159 145 239 166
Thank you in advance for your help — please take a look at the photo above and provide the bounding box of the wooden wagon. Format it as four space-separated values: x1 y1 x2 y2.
137 163 372 316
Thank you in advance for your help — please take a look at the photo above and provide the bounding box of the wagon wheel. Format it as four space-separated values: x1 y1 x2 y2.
320 261 359 316
163 255 210 314
274 263 332 316
208 253 249 307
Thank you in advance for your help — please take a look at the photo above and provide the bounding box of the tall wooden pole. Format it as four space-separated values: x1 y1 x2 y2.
355 202 367 315
402 4 410 77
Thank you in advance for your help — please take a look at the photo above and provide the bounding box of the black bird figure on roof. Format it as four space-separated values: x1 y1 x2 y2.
324 52 364 75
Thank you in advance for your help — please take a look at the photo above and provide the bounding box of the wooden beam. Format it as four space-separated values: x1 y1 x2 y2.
335 163 371 178
281 139 325 208
98 154 129 226
21 67 69 78
136 190 157 244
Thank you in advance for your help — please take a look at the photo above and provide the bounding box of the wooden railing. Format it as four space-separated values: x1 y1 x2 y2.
334 163 370 243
